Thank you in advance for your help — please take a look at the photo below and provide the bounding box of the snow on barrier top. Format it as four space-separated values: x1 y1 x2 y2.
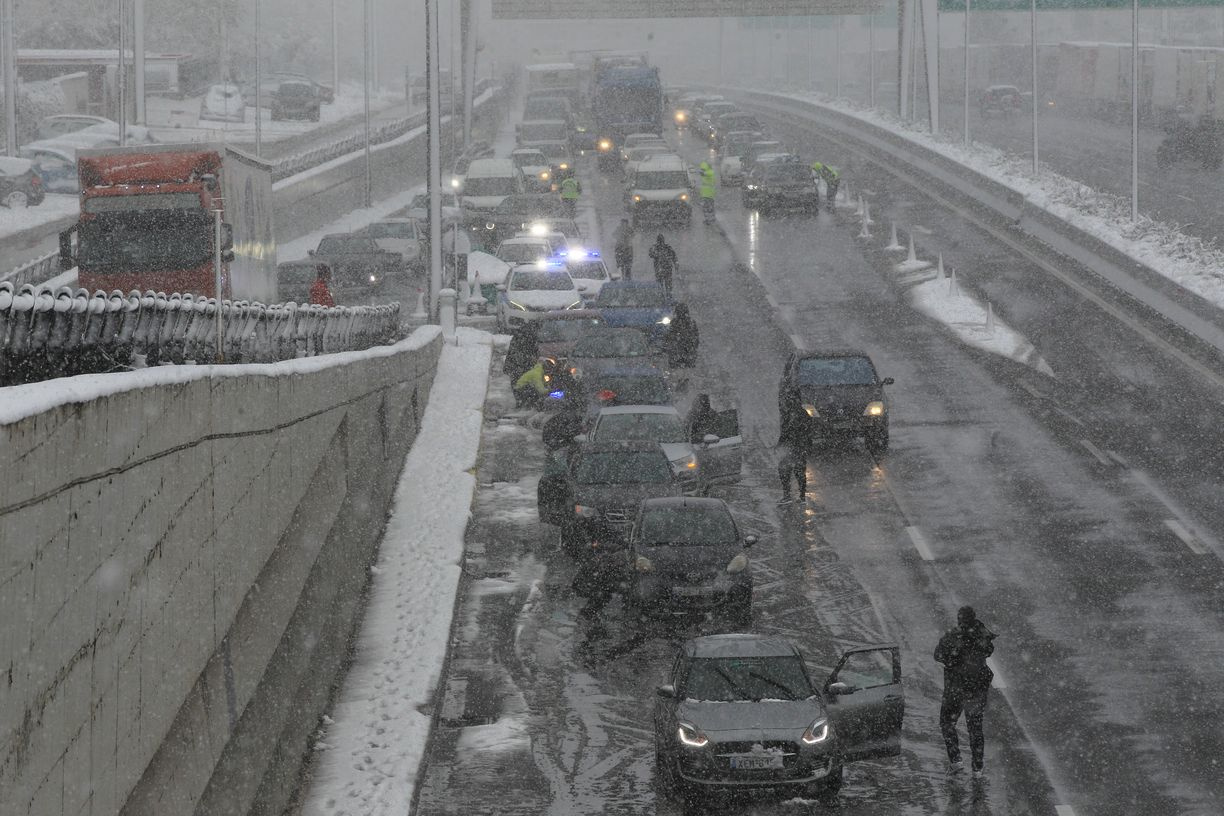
0 281 402 389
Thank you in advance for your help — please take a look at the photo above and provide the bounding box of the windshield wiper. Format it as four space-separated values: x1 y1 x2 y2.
745 671 799 701
714 666 752 701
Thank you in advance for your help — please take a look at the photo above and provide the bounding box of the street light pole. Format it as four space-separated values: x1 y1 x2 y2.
964 0 970 146
426 0 443 320
118 0 127 146
1131 0 1139 221
869 12 876 109
133 0 144 123
254 0 261 156
1030 0 1038 174
362 0 372 208
331 0 339 99
1 0 16 155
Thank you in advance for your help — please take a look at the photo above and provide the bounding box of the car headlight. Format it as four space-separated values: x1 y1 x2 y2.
678 193 689 201
801 717 831 745
657 315 672 325
633 194 642 202
559 162 569 170
485 222 496 230
726 553 748 574
864 401 885 417
530 222 548 236
368 274 378 283
677 721 709 748
672 454 698 473
635 555 654 573
598 138 612 152
745 184 758 191
802 403 818 418
575 504 599 519
675 111 687 122
508 300 527 311
540 170 550 180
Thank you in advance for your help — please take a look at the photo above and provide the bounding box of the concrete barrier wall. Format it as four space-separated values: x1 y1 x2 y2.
0 326 445 816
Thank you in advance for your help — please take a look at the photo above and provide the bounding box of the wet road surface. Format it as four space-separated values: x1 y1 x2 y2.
414 116 1224 816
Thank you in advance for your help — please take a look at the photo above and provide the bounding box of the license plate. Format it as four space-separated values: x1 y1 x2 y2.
674 585 710 597
730 755 784 770
830 420 855 430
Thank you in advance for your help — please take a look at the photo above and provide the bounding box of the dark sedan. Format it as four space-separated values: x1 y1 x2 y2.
592 281 675 344
478 194 568 246
743 161 820 214
537 440 685 556
565 328 662 380
536 310 606 363
625 497 755 625
0 157 46 208
778 350 894 453
653 635 905 804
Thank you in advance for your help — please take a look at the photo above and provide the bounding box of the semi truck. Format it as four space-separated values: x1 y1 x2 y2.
59 143 276 302
592 64 662 169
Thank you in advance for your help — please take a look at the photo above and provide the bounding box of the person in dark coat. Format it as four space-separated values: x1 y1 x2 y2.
648 234 678 296
663 302 699 367
613 218 635 280
934 606 996 777
503 321 540 386
776 400 813 504
542 387 586 451
686 394 718 444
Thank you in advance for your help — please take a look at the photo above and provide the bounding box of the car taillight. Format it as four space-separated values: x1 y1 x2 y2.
30 175 41 187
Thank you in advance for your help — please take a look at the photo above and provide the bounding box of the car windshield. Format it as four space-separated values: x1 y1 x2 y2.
639 506 738 545
537 317 603 342
538 143 571 159
593 413 685 443
499 244 550 264
588 375 671 405
683 656 813 702
568 261 608 280
463 176 518 196
763 164 809 181
797 356 878 386
497 197 563 217
511 271 572 291
519 123 568 142
524 100 567 119
595 287 666 308
512 153 548 168
367 222 414 239
573 451 672 485
317 237 377 254
635 171 689 190
571 331 649 358
78 210 213 272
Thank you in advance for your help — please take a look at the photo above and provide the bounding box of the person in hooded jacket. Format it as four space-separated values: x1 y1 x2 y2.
934 605 997 777
686 394 718 444
648 234 678 296
503 321 540 386
663 302 699 367
613 218 635 279
776 399 813 504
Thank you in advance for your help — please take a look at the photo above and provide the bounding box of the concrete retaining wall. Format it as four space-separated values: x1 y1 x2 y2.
0 326 445 816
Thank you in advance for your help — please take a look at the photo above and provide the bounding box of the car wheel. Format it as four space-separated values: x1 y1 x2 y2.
727 594 752 628
3 191 28 209
810 764 843 803
655 750 684 801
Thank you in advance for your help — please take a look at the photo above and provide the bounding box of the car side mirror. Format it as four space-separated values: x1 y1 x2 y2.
882 377 895 385
220 222 234 250
221 250 236 263
744 534 758 548
702 433 719 445
826 681 854 696
496 283 506 291
573 433 588 443
307 249 315 256
656 684 677 699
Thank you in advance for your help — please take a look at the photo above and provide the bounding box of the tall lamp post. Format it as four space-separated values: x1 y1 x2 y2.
254 0 261 156
1 0 16 155
363 0 372 208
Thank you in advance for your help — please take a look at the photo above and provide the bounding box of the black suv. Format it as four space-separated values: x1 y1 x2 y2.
271 79 321 121
625 497 756 626
743 160 820 214
779 351 893 453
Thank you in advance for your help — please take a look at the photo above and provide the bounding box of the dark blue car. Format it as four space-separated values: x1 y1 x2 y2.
592 281 675 344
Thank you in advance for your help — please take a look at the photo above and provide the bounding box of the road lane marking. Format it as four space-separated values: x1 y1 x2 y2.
987 657 1007 689
1019 381 1044 398
1079 439 1112 466
789 333 806 351
1164 519 1208 555
1056 806 1079 816
1054 407 1085 427
906 526 935 561
1107 449 1129 467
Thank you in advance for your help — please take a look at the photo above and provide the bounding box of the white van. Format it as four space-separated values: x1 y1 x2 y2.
624 154 692 226
460 158 524 217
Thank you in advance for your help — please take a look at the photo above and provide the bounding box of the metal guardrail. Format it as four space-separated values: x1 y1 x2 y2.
1 251 59 289
0 282 402 387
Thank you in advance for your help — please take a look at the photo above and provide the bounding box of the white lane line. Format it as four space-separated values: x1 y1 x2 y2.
1019 381 1043 398
789 333 806 351
906 526 935 561
1107 449 1129 467
1079 439 1112 466
765 291 779 309
1164 519 1209 555
986 657 1007 689
1054 407 1085 427
1055 806 1079 816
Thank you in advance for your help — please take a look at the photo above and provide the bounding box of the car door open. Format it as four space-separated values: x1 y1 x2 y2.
697 409 743 485
822 645 904 762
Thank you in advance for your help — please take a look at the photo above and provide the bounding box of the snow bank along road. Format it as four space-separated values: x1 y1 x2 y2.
412 120 1224 815
0 328 444 816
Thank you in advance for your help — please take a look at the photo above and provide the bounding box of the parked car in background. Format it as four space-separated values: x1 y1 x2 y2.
0 157 45 207
35 114 114 141
361 218 423 271
21 143 79 193
200 83 246 123
306 232 406 293
271 79 322 121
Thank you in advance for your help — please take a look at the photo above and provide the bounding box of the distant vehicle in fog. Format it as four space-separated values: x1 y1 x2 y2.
0 157 45 207
271 79 322 122
200 83 246 123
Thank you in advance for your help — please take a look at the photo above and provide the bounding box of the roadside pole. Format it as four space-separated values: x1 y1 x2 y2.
1031 0 1038 174
254 0 261 156
1131 0 1139 220
963 0 970 145
214 208 224 362
1 0 16 155
426 0 443 321
118 0 127 146
363 0 372 208
869 12 876 109
331 0 339 101
461 0 476 147
134 0 145 123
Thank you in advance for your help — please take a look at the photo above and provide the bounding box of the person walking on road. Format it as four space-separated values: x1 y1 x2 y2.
935 606 996 778
560 176 581 218
663 302 699 367
310 264 335 307
810 161 840 207
648 234 678 297
698 161 717 225
776 399 812 505
613 218 635 279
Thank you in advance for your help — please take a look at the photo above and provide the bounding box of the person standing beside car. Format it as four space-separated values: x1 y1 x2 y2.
310 264 335 307
935 605 996 778
613 218 635 279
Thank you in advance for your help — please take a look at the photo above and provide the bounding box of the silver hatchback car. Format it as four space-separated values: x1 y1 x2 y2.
653 634 904 804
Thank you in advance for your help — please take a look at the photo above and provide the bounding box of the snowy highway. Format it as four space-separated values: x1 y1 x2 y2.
412 115 1224 816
